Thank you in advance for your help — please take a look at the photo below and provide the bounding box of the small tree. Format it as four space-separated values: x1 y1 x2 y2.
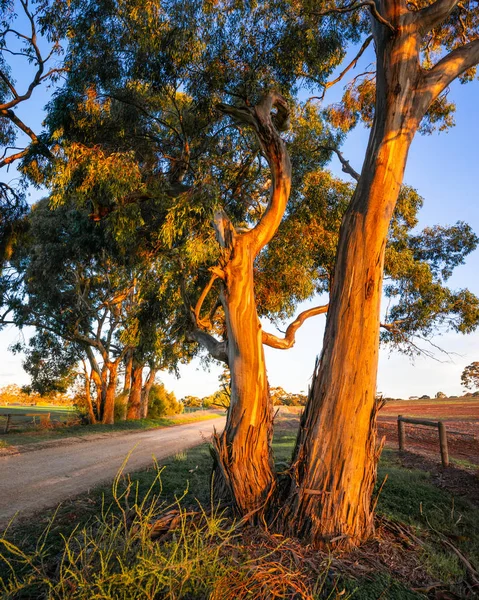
148 383 182 418
461 362 479 391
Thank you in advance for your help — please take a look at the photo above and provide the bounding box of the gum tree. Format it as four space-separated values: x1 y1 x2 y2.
278 0 479 547
0 0 66 267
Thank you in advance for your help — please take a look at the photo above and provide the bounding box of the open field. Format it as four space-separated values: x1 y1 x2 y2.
0 404 77 434
378 398 479 467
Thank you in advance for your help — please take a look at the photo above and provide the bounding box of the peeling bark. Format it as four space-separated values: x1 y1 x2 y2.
202 93 292 517
279 0 479 548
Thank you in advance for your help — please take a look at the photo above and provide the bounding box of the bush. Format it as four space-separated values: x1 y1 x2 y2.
114 391 128 421
148 383 182 418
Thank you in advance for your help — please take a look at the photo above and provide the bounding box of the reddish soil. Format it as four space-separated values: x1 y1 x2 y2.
378 398 479 467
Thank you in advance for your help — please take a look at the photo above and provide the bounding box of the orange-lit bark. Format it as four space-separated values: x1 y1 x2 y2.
212 235 276 514
140 367 157 418
279 0 479 548
126 363 143 420
123 350 133 392
82 363 97 424
102 362 119 425
191 94 292 516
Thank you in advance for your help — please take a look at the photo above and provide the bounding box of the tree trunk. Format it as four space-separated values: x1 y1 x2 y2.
123 350 133 392
190 93 291 518
278 11 428 548
140 367 157 418
212 237 276 517
126 362 143 420
84 371 97 424
102 362 119 424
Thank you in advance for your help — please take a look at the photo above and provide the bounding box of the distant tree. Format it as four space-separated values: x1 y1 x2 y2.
436 391 447 399
270 387 307 407
461 362 479 391
148 383 182 418
181 396 203 408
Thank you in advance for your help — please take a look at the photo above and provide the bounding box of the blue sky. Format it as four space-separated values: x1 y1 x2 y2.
1 25 479 399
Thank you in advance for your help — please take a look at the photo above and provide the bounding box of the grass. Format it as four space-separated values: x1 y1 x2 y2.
0 412 223 449
0 426 478 598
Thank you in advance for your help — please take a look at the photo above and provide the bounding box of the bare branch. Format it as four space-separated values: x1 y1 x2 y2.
193 272 220 328
413 0 459 33
320 35 374 100
217 93 292 255
0 148 29 168
422 38 479 104
308 2 395 32
213 209 236 249
0 70 19 99
187 329 229 364
262 304 328 350
322 146 360 181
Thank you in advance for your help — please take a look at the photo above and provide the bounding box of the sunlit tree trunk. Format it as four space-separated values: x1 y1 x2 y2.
280 0 479 548
126 362 143 419
102 362 119 424
82 360 97 424
188 94 292 516
140 367 157 418
123 350 133 392
212 237 275 514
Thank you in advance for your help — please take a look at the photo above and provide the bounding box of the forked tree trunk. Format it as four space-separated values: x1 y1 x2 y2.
212 238 276 515
102 362 119 424
190 93 291 517
126 363 143 420
279 0 479 548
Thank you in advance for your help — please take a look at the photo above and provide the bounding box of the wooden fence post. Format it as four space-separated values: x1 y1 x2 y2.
3 414 11 434
438 421 449 468
398 415 405 451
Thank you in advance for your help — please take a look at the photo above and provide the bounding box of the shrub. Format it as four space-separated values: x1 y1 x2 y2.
148 383 182 418
114 391 128 421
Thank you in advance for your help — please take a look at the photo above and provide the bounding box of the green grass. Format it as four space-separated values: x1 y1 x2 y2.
0 412 223 448
1 428 477 599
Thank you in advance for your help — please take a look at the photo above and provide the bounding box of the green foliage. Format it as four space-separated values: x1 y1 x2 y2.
114 391 128 422
181 395 203 408
270 386 307 406
461 362 479 391
15 331 78 396
148 383 182 418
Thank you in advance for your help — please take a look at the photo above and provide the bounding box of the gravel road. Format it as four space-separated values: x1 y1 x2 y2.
0 418 225 527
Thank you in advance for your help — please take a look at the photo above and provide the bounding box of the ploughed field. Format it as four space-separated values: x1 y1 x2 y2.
378 397 479 466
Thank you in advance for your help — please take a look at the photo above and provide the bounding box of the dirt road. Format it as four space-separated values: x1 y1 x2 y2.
0 418 225 527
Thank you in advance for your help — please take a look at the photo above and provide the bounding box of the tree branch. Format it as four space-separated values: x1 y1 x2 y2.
193 272 220 328
309 2 395 32
422 38 479 104
322 146 360 181
320 35 374 100
217 92 292 255
187 329 229 364
262 304 329 349
413 0 459 33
